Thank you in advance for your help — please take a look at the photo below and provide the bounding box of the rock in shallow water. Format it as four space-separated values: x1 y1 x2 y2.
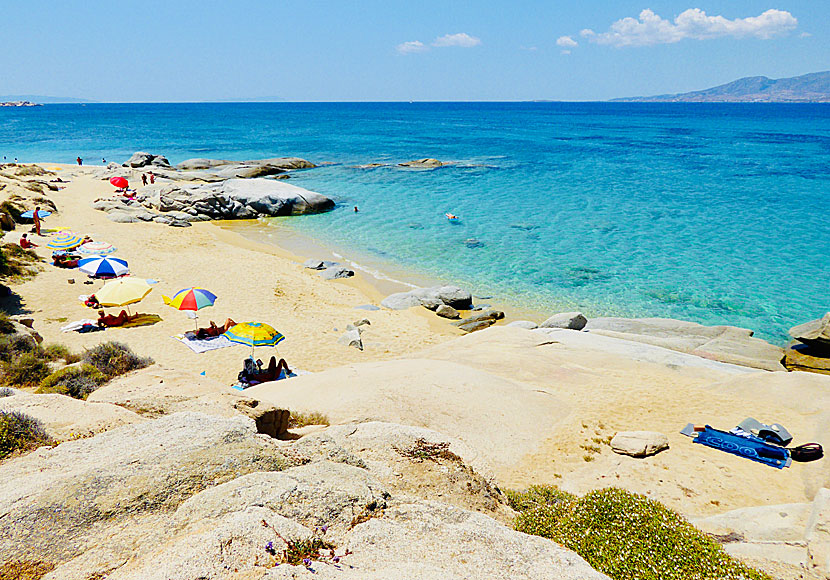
790 313 830 354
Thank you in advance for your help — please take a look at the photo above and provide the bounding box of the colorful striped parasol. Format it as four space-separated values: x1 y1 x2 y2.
78 241 117 255
46 232 85 250
78 256 129 278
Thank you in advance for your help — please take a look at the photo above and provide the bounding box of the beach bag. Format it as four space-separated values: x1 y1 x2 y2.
790 443 824 463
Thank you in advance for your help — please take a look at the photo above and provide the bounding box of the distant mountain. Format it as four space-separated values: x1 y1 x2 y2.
612 71 830 103
0 95 95 104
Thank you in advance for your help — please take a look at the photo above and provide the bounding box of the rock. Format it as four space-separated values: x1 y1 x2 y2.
434 286 473 310
107 210 142 223
610 431 669 457
420 298 443 311
540 311 588 330
381 291 424 310
464 238 484 248
175 158 232 170
91 199 132 212
398 158 446 169
436 304 460 319
177 157 315 172
303 259 326 270
0 412 295 566
338 329 363 350
123 152 171 168
353 319 371 327
584 317 786 372
260 501 610 580
784 343 830 375
807 487 830 575
9 315 34 328
0 392 143 440
691 503 812 543
5 319 43 346
451 309 505 331
319 266 354 280
354 163 387 169
507 320 539 330
152 215 174 225
455 319 496 333
169 219 191 227
790 313 830 354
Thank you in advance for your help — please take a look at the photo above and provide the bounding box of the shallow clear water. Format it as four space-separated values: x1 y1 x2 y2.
2 102 829 343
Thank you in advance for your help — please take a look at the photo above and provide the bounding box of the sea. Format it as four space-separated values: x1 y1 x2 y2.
2 102 829 344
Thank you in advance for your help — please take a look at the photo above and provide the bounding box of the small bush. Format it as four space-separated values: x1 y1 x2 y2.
0 410 52 460
0 560 56 580
42 343 80 364
0 387 14 397
0 311 15 334
1 350 50 387
288 411 330 428
39 364 107 399
0 200 22 221
0 243 39 279
508 485 770 580
0 333 37 363
82 341 153 379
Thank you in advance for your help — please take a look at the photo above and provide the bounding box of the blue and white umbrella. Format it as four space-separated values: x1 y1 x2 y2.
20 209 52 219
78 255 129 278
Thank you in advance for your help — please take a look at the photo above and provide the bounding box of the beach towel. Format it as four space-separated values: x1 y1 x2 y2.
61 319 98 333
681 424 791 469
173 333 236 353
121 314 162 328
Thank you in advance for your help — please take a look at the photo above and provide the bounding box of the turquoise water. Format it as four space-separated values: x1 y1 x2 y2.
2 102 829 342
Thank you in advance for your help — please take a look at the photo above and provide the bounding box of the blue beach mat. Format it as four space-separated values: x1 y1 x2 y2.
681 424 791 469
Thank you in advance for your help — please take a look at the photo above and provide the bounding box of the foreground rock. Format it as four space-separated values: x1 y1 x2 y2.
784 343 830 375
610 431 669 457
0 391 143 440
584 317 786 371
0 412 296 567
451 309 505 333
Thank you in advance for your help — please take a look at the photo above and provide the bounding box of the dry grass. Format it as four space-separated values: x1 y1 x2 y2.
287 411 330 428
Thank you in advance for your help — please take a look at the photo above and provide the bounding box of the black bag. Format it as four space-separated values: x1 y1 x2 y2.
790 443 824 463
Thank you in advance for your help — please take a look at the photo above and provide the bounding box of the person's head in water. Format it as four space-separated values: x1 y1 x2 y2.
354 206 359 212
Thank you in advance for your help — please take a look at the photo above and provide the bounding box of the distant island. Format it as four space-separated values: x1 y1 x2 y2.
0 101 41 107
613 71 830 103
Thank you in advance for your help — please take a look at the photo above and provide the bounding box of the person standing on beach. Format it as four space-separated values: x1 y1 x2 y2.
76 156 82 166
33 206 42 236
141 173 148 186
149 172 155 184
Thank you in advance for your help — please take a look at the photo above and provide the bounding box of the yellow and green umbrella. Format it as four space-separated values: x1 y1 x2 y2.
225 322 284 355
96 277 153 308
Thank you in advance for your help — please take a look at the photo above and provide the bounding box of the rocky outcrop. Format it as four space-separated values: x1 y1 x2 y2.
584 317 786 372
136 178 334 218
540 311 588 330
451 309 505 333
398 158 446 169
786 315 830 375
610 431 669 457
381 285 473 311
320 266 354 280
507 320 539 330
0 391 143 440
123 152 171 169
177 157 315 172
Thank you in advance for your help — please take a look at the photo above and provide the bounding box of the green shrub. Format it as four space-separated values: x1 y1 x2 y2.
39 364 106 399
508 486 770 580
0 243 39 278
0 311 15 334
1 350 50 387
82 341 153 379
42 343 80 364
0 333 37 363
0 410 52 460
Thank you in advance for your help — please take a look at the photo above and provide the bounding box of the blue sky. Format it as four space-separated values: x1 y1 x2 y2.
0 0 826 101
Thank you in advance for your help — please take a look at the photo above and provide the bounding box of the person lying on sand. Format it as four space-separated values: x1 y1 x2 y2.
53 253 79 268
187 318 236 340
238 356 291 385
97 309 138 328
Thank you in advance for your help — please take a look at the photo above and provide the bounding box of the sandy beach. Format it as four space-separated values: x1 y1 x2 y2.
3 165 457 383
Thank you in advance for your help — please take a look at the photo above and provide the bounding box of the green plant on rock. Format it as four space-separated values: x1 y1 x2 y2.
42 343 81 364
1 350 50 387
0 311 15 334
0 410 52 460
82 341 153 379
508 485 771 580
39 364 107 399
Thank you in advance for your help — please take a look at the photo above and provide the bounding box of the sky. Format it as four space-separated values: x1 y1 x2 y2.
0 0 827 102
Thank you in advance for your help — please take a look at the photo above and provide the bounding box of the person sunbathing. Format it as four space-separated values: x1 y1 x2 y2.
238 356 291 385
53 253 79 268
193 318 236 340
97 309 136 328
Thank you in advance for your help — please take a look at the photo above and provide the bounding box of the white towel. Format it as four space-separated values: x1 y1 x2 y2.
172 334 236 353
61 319 98 332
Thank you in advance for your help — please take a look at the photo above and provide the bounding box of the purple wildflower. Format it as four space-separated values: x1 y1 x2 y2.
303 558 312 567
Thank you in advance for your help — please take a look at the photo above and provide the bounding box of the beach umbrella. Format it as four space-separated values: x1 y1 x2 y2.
162 287 217 311
96 277 152 309
225 322 285 355
110 176 129 189
78 256 129 278
20 209 51 219
46 232 85 250
78 241 116 255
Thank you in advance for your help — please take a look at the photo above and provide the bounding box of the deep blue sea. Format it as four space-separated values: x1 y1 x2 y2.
2 102 829 343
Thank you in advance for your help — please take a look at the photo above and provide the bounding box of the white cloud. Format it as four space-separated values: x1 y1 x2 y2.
396 40 428 54
585 8 797 47
801 31 812 38
556 35 578 48
432 33 481 48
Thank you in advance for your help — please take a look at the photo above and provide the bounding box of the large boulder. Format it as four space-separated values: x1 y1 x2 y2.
0 412 296 566
381 285 473 311
610 431 669 457
177 157 315 172
584 317 786 372
451 309 505 333
319 266 354 280
790 313 830 354
398 158 446 169
123 152 171 169
540 311 588 330
784 343 830 375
